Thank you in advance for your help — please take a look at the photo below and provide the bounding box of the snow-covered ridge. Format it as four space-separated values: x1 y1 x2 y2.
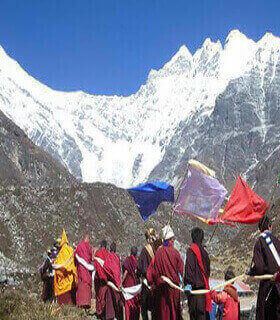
0 30 279 187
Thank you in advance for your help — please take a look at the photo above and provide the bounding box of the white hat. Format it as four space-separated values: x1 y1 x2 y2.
161 225 175 240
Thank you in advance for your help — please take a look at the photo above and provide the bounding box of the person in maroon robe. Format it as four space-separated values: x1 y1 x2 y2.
122 246 140 320
147 225 184 320
94 240 123 320
184 227 211 320
94 240 111 319
75 234 93 309
247 216 280 320
109 242 123 320
137 228 160 320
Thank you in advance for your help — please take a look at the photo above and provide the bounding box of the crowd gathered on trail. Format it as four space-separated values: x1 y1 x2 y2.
39 215 280 320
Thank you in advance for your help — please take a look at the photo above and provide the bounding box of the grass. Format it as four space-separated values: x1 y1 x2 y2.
0 287 97 320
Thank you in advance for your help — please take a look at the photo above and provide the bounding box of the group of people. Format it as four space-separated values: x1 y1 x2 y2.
39 215 280 320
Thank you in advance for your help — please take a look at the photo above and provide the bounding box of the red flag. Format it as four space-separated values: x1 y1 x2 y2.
222 176 268 224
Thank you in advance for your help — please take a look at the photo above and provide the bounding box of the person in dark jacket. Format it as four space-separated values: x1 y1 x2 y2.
185 227 211 320
247 215 280 320
137 228 160 320
40 248 54 303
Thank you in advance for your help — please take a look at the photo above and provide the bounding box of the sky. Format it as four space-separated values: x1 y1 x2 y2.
0 0 279 96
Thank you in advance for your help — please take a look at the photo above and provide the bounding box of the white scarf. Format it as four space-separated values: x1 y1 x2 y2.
261 231 280 267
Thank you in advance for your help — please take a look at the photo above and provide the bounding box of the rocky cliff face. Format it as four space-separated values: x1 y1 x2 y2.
0 110 143 276
0 109 73 187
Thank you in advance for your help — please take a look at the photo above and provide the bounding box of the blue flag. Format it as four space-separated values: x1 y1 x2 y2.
128 181 174 221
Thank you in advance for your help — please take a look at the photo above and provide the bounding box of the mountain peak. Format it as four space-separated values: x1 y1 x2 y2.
225 29 248 44
169 45 192 63
258 32 280 48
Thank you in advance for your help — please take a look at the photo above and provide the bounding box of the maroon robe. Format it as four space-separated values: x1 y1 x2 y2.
147 243 184 320
75 240 93 308
137 245 154 320
94 248 123 320
184 243 210 320
248 232 280 320
123 255 140 320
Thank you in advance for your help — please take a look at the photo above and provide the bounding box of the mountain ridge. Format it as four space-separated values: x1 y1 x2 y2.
0 29 280 190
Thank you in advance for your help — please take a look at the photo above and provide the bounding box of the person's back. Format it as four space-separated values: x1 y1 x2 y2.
211 267 240 320
151 244 183 285
184 227 211 320
248 216 280 320
54 229 77 305
40 250 54 303
123 246 140 320
75 235 93 309
147 225 183 320
137 228 158 320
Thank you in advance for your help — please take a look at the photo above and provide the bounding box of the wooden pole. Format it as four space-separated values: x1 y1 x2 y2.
168 164 190 225
207 224 218 244
268 175 279 213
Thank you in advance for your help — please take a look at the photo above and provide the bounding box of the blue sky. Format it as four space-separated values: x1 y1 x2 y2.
0 0 279 95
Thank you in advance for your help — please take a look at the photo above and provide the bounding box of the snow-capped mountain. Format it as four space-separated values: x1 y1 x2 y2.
0 29 280 188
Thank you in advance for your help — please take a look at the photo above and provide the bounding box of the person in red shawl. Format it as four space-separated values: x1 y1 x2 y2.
74 234 93 309
184 227 211 320
94 239 123 320
210 267 240 320
147 225 184 320
122 246 140 320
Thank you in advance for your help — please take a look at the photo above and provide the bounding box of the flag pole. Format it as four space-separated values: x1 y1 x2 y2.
168 164 190 225
268 174 279 213
207 224 218 244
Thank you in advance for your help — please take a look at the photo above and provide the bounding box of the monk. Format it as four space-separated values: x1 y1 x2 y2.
147 225 184 320
110 242 121 271
109 241 123 320
184 227 211 320
94 240 123 320
122 246 140 320
247 216 280 319
137 228 159 320
75 234 93 309
53 229 77 305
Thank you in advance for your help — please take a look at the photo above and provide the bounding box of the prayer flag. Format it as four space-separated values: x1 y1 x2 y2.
128 181 174 221
174 166 227 220
221 176 268 224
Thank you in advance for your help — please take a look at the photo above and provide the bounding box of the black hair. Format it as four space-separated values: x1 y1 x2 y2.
258 215 271 232
100 239 107 248
110 242 117 253
191 227 204 244
131 246 138 256
224 266 235 281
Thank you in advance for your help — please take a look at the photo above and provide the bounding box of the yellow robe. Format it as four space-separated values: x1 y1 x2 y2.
54 229 77 296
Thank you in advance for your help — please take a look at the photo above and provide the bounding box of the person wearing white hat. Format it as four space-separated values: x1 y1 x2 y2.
146 225 184 320
161 225 175 242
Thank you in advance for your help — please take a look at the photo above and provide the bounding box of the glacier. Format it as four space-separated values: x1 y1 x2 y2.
0 29 279 188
